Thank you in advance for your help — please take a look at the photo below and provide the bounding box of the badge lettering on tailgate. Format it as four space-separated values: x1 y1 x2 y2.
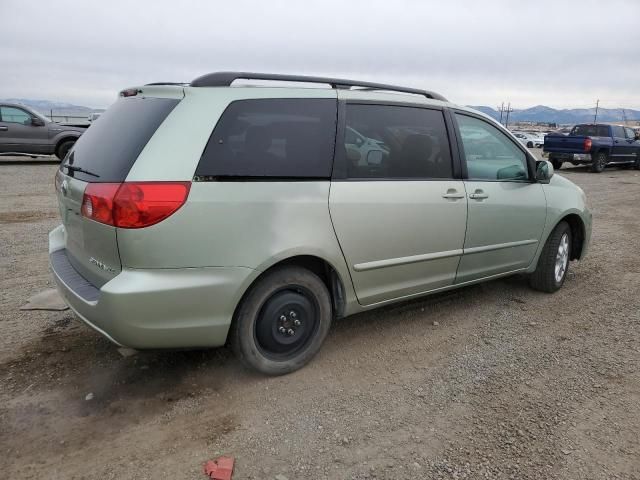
89 257 116 273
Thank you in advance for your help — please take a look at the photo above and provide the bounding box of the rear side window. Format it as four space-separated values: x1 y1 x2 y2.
571 124 609 137
196 99 337 178
64 97 179 182
341 104 453 179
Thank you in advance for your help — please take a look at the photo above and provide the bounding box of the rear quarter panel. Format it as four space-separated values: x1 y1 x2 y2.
116 181 359 314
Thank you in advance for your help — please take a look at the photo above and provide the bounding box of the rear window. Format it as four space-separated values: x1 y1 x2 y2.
62 96 179 182
571 124 609 137
195 98 337 179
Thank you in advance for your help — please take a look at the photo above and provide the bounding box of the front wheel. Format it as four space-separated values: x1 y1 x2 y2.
529 221 571 293
634 152 640 170
590 151 607 173
55 140 75 161
527 141 533 148
231 266 332 375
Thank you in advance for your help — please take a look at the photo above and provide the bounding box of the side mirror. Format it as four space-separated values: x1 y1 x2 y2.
367 150 383 165
31 117 45 127
536 160 554 184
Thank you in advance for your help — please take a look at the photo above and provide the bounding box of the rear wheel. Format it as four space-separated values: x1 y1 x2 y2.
527 141 533 148
55 140 75 161
590 151 607 173
551 158 563 170
231 266 332 375
529 221 571 293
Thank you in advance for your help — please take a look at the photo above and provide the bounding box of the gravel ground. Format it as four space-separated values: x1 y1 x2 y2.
1 158 639 479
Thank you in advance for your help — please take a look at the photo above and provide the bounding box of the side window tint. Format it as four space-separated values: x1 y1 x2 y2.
343 105 452 179
196 99 337 178
456 114 529 181
597 125 610 137
625 127 635 139
1 106 31 125
612 126 625 138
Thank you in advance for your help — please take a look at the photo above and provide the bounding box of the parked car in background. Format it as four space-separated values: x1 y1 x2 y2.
345 126 389 166
544 123 640 172
49 72 591 375
513 132 544 148
0 102 86 159
87 112 102 123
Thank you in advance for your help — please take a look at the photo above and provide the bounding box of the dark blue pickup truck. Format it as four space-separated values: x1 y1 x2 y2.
544 124 640 173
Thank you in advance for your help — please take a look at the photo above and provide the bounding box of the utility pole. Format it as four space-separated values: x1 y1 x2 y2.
622 109 628 126
497 102 505 124
504 102 514 129
593 99 599 123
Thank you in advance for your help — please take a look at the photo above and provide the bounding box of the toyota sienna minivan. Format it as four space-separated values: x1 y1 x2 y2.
50 72 591 375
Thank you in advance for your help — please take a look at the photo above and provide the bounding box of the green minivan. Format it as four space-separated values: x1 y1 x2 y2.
49 72 591 375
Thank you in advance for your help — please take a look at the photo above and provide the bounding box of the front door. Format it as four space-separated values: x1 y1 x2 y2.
624 127 640 159
329 102 467 306
611 125 629 159
453 113 547 283
0 105 49 153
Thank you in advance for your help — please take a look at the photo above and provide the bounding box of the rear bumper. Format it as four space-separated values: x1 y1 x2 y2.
548 152 592 163
49 225 257 349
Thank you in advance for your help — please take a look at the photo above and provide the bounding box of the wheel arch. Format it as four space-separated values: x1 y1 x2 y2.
54 136 79 157
233 253 351 329
561 213 586 260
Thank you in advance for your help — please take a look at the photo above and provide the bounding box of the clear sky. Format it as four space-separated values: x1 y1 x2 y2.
2 0 639 110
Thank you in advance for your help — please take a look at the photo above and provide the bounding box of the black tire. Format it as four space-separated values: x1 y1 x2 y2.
527 141 533 148
634 151 640 170
529 221 571 293
231 266 332 375
551 158 563 170
55 140 75 161
590 151 607 173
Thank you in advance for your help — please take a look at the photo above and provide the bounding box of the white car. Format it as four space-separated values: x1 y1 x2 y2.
513 132 544 148
345 126 389 166
87 112 102 123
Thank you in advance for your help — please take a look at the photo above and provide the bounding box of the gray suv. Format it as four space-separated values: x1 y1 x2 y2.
0 103 85 159
49 72 592 375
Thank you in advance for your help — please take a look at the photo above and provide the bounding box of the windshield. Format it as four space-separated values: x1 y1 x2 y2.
26 107 50 122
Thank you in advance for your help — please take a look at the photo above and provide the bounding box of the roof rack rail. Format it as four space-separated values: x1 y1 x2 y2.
189 71 447 101
145 82 189 86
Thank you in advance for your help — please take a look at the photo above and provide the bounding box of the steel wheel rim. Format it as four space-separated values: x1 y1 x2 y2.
254 286 320 360
554 233 569 283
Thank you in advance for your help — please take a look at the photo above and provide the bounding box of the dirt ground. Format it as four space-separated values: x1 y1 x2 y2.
1 158 639 480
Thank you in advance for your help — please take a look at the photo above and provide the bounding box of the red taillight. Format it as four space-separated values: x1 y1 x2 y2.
81 183 119 225
81 182 190 228
584 138 592 152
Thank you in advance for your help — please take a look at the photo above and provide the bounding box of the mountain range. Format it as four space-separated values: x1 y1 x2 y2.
3 98 639 125
470 105 640 125
1 98 101 116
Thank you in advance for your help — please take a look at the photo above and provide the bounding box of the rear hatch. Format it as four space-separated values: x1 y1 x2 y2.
55 94 181 287
543 134 589 154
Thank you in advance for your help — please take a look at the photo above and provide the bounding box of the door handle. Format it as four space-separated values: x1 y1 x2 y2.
0 126 8 131
442 189 465 200
469 191 489 200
